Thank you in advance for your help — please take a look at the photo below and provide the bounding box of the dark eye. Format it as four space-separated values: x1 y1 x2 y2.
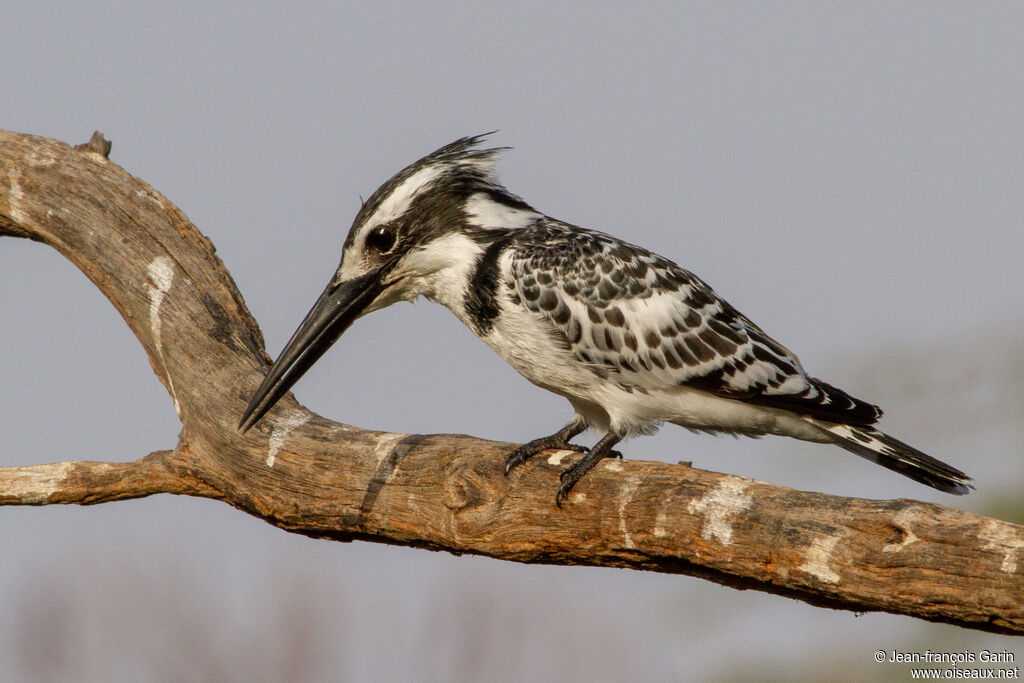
365 225 397 253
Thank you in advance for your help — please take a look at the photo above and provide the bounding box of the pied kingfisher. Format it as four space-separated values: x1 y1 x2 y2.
239 134 972 505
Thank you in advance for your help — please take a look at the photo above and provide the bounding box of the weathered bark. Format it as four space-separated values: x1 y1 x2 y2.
1 129 1021 635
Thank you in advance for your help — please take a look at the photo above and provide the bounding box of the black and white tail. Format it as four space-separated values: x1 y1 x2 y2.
815 422 973 495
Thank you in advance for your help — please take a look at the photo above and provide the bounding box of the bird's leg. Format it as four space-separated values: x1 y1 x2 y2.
555 431 624 507
504 417 588 474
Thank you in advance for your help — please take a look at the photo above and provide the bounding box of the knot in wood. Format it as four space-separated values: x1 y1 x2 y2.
442 468 490 511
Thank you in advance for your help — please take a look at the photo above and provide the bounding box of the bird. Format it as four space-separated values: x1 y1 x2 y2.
238 133 972 505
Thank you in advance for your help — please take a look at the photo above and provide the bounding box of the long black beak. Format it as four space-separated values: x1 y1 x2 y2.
238 263 394 432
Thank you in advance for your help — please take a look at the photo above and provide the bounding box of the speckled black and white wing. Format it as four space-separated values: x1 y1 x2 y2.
507 220 882 425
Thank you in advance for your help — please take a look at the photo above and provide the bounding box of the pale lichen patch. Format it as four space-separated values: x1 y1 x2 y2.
883 508 921 553
7 462 74 504
798 534 842 584
374 432 410 461
368 432 413 491
26 149 58 167
267 412 310 467
146 256 180 416
654 490 681 539
135 187 164 206
7 169 27 223
979 519 1024 574
653 507 669 538
686 477 752 546
546 450 575 466
617 475 642 549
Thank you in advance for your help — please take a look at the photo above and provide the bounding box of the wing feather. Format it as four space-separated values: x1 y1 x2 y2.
509 220 881 425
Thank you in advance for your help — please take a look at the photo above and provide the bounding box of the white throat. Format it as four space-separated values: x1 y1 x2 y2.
393 232 486 318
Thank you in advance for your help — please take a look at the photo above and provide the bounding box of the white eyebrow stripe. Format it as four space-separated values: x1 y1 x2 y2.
366 164 447 227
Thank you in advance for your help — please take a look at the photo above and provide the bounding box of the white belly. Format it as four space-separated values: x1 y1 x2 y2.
470 301 827 443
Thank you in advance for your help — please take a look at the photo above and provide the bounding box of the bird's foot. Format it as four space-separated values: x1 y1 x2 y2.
554 434 623 507
504 436 587 474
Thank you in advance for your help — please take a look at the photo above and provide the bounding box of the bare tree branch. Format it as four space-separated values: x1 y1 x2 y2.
2 129 1021 635
0 451 218 505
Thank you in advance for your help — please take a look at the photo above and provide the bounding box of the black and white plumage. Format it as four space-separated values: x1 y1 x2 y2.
239 134 972 504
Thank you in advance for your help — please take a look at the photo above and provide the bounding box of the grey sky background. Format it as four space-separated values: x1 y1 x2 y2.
2 3 1022 680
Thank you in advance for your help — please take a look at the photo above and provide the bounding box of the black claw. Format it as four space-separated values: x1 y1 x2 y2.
555 456 595 500
551 432 624 506
503 421 588 475
504 445 531 474
504 423 625 506
505 440 586 474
